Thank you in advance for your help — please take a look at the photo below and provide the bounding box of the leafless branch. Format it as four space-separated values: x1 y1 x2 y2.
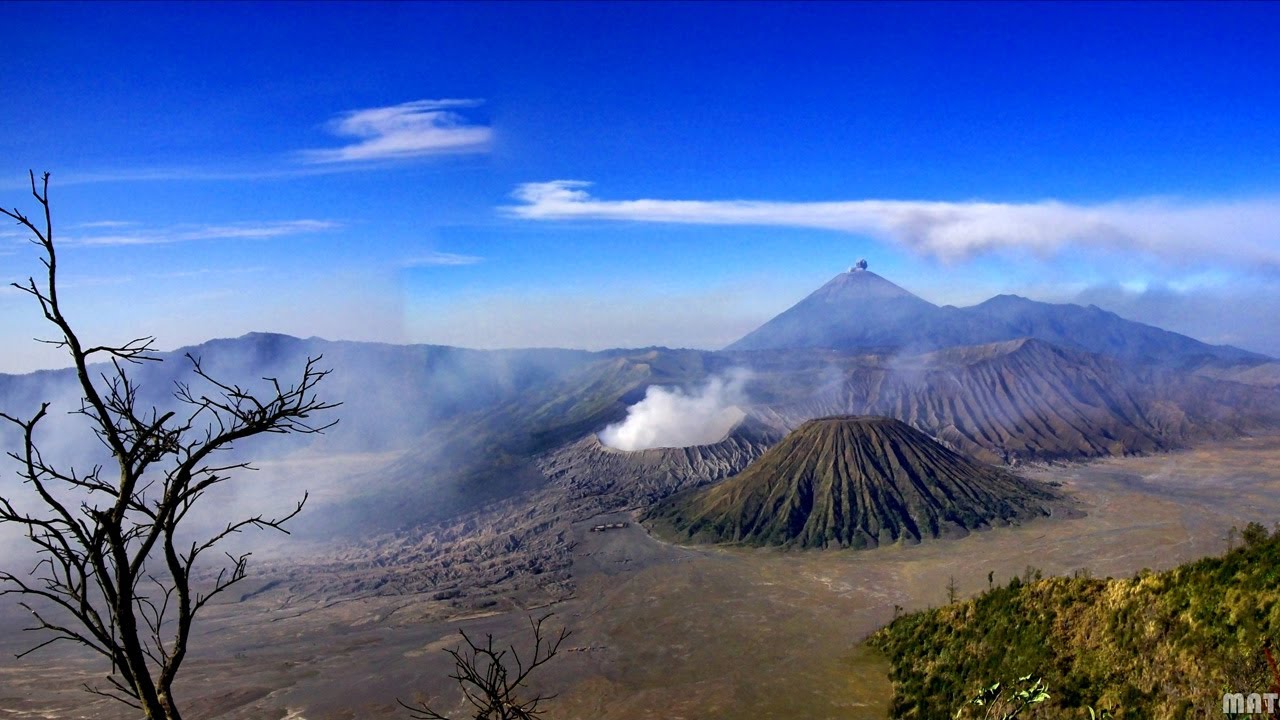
0 172 338 720
399 613 570 720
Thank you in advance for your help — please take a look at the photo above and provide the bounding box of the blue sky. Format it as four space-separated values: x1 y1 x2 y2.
2 2 1279 372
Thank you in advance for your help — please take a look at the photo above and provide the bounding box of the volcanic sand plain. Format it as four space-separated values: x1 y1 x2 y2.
3 434 1280 719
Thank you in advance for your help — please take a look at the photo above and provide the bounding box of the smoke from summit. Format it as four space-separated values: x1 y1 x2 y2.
599 369 751 451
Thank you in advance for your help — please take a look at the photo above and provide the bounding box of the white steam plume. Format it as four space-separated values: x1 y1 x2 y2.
600 369 751 451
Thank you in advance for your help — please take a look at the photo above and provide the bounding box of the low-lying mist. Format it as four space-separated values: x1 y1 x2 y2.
599 369 751 451
1 334 665 555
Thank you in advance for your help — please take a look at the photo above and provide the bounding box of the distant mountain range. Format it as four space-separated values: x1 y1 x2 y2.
2 269 1278 546
728 269 1012 354
747 337 1273 465
727 267 1269 372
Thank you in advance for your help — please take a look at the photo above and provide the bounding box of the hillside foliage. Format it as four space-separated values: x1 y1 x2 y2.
869 522 1280 719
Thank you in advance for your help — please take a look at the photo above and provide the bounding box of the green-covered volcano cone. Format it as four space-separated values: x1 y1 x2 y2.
644 416 1066 549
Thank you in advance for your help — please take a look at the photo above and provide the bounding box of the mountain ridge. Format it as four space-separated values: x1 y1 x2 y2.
966 293 1266 367
4 269 1278 542
725 268 1269 368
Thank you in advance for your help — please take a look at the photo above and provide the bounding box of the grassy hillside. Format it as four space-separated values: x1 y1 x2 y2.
869 522 1280 719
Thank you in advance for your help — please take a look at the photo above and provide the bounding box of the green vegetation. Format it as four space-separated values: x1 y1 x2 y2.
869 522 1280 719
954 675 1051 719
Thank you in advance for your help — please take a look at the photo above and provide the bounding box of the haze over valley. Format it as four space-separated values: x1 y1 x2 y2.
4 260 1280 718
3 4 1280 719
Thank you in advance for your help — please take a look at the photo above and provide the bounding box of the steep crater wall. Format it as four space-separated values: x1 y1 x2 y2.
538 415 784 517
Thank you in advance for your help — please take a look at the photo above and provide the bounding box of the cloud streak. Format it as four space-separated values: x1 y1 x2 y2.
66 220 340 247
508 181 1280 266
0 165 369 190
303 99 491 164
0 100 491 188
402 251 484 267
71 220 136 230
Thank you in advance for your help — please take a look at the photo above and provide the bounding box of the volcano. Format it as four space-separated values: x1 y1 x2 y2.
644 416 1065 549
725 266 1009 353
725 265 1267 370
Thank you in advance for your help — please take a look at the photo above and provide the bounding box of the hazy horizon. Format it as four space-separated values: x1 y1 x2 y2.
3 264 1275 375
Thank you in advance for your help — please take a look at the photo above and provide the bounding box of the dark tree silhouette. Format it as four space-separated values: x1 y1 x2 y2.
399 613 570 720
0 172 339 719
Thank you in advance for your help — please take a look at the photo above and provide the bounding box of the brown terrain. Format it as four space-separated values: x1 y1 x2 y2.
4 432 1280 719
263 415 782 607
2 273 1278 719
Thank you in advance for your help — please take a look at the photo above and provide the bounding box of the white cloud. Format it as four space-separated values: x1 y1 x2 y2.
71 220 136 229
402 251 483 267
0 100 490 189
66 220 340 247
0 166 347 189
303 99 491 164
507 180 1280 266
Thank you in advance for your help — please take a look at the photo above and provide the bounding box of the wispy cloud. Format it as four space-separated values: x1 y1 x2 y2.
0 99 492 190
151 265 267 279
303 99 491 164
402 251 484 267
58 274 137 289
508 180 1280 266
3 267 268 299
66 220 340 247
0 166 348 190
71 220 136 230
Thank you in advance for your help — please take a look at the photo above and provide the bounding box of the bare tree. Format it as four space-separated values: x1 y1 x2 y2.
0 172 338 719
399 614 570 720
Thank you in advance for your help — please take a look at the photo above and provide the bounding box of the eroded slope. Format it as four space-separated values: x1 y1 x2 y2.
647 416 1065 548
